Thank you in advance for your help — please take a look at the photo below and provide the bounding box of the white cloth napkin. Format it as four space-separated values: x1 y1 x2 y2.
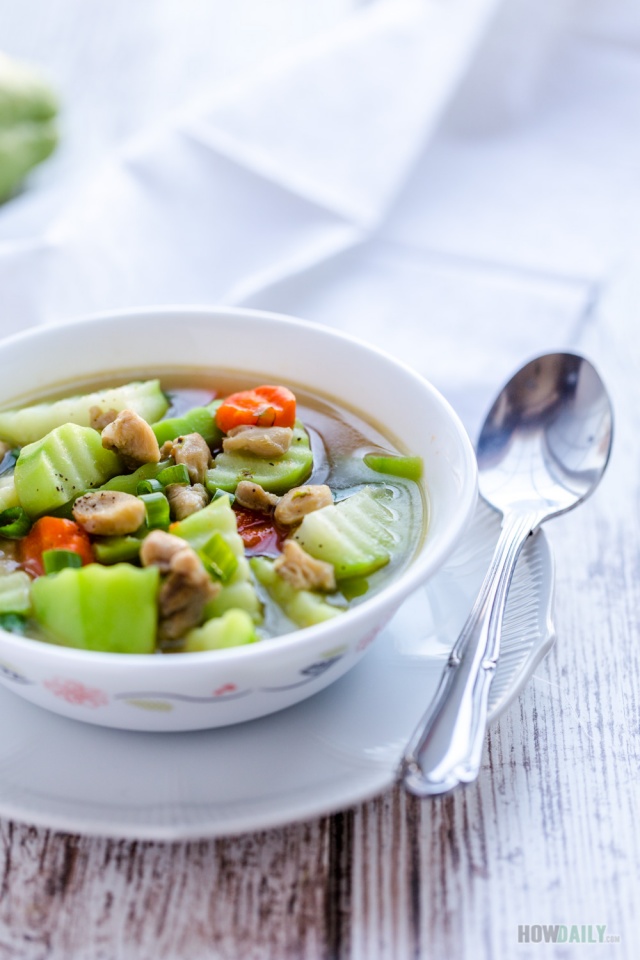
0 0 637 438
0 0 499 317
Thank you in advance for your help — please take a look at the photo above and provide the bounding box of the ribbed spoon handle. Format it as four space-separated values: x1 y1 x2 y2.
400 509 539 797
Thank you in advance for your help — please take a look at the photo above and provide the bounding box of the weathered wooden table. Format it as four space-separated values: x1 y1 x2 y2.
1 2 638 957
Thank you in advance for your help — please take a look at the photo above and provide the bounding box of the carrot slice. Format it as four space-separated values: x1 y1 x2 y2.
215 385 296 434
21 517 94 578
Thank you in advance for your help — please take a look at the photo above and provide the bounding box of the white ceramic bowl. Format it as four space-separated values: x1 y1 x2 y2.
0 307 477 731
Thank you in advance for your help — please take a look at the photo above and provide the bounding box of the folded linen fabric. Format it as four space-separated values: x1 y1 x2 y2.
0 0 500 330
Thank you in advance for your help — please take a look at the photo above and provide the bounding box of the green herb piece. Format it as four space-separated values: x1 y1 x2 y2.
139 492 170 530
42 549 83 575
157 463 190 486
199 532 238 582
93 536 142 565
136 478 164 495
0 506 31 539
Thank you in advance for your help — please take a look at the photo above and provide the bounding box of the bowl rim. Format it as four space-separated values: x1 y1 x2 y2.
0 304 478 667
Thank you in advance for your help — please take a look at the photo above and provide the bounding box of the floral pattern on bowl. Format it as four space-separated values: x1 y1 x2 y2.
44 678 109 708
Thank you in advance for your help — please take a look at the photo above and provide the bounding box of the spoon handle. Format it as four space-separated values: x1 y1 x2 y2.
400 509 540 797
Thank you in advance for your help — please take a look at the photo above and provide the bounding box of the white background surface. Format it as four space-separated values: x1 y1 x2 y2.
0 1 639 957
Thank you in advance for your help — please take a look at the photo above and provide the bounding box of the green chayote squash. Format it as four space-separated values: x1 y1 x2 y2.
0 52 58 202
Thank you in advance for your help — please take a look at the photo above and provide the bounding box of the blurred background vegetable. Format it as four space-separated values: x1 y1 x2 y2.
0 52 58 202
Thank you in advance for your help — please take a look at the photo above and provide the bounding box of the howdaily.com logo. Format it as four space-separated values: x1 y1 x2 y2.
518 925 620 945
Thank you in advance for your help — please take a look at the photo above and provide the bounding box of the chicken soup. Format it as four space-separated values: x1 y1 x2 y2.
0 375 425 653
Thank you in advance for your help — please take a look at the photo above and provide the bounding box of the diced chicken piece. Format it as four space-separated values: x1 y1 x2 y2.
164 433 211 484
0 440 12 460
89 406 118 431
166 482 209 520
274 539 336 592
140 530 219 642
101 409 161 468
235 480 279 514
139 529 184 572
158 547 215 614
157 606 207 645
222 425 293 458
158 549 219 642
72 490 146 536
159 440 174 460
274 484 333 527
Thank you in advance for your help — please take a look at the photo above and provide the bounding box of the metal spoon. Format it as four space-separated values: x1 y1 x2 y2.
401 352 613 797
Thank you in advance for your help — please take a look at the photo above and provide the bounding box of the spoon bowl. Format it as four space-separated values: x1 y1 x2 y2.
477 354 612 519
402 352 613 796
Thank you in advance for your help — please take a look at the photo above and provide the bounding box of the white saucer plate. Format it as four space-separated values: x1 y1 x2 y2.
0 502 554 839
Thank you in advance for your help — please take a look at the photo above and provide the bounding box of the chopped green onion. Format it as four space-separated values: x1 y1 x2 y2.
42 549 83 575
157 463 190 486
136 478 164 495
0 506 31 539
0 571 32 614
198 532 238 582
139 492 170 530
93 536 142 565
0 612 26 635
363 453 423 481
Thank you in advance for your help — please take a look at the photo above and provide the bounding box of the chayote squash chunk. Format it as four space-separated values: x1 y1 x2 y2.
183 609 258 652
292 486 394 580
0 379 168 446
31 563 160 653
0 570 32 615
14 423 122 517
